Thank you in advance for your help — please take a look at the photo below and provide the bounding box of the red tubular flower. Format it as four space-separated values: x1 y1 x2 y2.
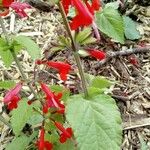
40 83 65 113
61 0 72 14
37 128 53 150
7 96 20 110
91 0 101 11
54 122 73 143
3 82 22 104
10 2 31 18
2 0 14 7
87 49 106 60
70 0 93 30
46 61 71 81
0 0 31 17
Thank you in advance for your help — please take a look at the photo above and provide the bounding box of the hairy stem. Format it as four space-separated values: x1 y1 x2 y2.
58 2 88 98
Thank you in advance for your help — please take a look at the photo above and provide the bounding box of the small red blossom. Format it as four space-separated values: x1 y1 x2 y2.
2 0 14 7
40 83 65 114
70 0 93 30
7 96 20 110
87 49 106 60
61 0 72 14
10 2 31 18
36 60 71 81
37 128 53 150
54 122 73 143
3 82 22 104
46 61 71 81
129 55 139 67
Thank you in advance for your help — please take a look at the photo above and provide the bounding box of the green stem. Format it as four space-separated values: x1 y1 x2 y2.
58 2 88 98
11 50 37 98
0 17 37 98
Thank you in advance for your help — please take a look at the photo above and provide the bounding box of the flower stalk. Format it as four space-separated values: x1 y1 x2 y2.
58 1 88 98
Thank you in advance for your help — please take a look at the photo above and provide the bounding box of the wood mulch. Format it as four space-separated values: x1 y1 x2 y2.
0 0 150 149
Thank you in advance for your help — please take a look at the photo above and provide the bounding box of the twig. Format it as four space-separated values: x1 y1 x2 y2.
96 46 150 67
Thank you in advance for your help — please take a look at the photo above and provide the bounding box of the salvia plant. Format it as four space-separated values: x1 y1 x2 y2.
0 0 141 150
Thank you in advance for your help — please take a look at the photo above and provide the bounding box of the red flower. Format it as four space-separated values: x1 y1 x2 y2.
61 0 72 14
40 83 65 114
54 122 73 143
2 0 14 7
129 55 139 67
85 0 101 15
87 49 106 60
37 128 53 150
70 0 93 30
10 2 31 18
7 96 20 110
46 61 71 81
3 82 22 104
0 0 31 17
36 60 71 81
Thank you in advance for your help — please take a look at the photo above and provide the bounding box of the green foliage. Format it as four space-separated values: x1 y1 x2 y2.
50 85 70 101
55 140 75 150
5 132 37 150
66 94 122 150
75 27 96 45
0 38 13 68
27 114 43 126
10 99 34 136
105 2 119 9
96 7 124 44
14 35 41 60
91 76 113 89
123 16 141 40
0 80 16 89
85 74 113 89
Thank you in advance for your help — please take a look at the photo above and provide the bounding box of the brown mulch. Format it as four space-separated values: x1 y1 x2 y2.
0 1 150 150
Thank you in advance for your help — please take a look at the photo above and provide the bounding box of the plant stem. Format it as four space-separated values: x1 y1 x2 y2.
11 50 37 98
0 17 37 98
58 2 88 98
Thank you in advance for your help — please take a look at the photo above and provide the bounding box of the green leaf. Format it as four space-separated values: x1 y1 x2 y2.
14 35 41 60
75 28 92 43
11 99 34 136
85 74 113 89
55 140 75 150
5 132 37 150
123 16 141 40
105 2 120 9
27 114 43 126
91 76 113 89
0 80 16 89
96 7 124 44
50 85 70 102
66 94 122 150
80 36 97 45
0 38 13 68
